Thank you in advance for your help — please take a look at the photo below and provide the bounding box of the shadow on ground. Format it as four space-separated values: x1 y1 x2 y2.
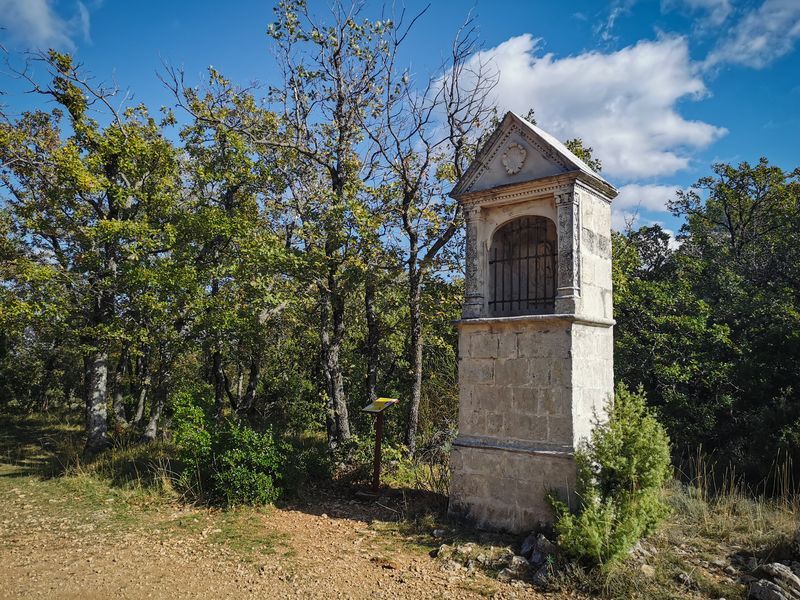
0 413 82 478
0 411 520 560
0 412 177 495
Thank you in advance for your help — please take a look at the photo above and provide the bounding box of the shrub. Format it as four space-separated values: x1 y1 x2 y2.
282 432 334 493
211 423 286 505
390 426 456 496
171 390 287 506
171 389 212 466
550 383 672 568
339 433 405 484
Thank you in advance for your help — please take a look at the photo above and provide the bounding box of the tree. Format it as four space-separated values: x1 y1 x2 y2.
365 13 497 454
176 68 289 421
612 227 734 450
565 138 602 173
0 51 180 454
166 0 398 449
669 159 800 479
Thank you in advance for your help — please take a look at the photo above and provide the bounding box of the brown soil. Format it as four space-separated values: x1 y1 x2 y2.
0 486 559 599
0 417 566 599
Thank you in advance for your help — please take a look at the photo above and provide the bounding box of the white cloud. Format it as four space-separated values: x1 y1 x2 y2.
596 0 637 42
0 0 92 51
615 183 683 212
660 227 682 250
611 184 684 232
611 209 641 231
662 0 732 26
467 34 726 180
704 0 800 69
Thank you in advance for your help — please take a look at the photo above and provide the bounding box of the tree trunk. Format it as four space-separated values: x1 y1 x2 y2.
212 345 226 420
142 382 165 441
210 277 227 420
235 364 244 407
405 263 424 456
320 280 350 450
84 348 109 456
330 291 350 444
112 346 129 428
365 275 379 402
236 356 261 417
132 354 149 424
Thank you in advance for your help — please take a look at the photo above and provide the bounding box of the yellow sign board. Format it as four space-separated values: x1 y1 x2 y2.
362 397 399 414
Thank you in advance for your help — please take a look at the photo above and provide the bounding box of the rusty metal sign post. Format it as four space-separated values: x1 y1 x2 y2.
361 397 399 493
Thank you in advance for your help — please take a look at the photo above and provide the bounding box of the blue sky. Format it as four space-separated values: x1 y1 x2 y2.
2 0 799 235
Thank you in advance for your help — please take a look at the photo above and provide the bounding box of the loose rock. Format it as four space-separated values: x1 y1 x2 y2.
758 563 800 597
530 563 550 587
508 555 529 577
497 568 514 583
520 533 556 566
749 579 791 600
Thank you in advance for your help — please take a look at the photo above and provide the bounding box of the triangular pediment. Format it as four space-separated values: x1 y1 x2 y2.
451 112 614 199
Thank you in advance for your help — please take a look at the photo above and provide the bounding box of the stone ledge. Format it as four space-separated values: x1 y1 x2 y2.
453 435 574 458
456 314 615 328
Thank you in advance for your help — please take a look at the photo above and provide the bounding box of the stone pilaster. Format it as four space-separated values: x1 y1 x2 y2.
462 204 484 319
555 188 581 314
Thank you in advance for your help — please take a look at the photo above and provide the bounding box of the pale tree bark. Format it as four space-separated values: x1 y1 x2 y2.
84 349 109 455
364 275 379 403
212 344 226 420
405 260 424 453
320 278 350 448
236 356 261 417
142 382 165 442
84 258 116 455
111 345 129 428
236 303 287 419
132 353 149 425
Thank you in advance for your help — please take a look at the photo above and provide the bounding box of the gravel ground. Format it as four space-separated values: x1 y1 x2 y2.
0 467 566 599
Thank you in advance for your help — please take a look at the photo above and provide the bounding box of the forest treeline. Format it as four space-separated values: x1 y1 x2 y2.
1 2 798 490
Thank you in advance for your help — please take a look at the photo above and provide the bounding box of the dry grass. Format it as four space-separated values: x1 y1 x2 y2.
2 412 797 600
549 483 798 599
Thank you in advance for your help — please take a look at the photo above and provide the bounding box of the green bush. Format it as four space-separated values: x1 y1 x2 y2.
339 433 405 484
550 383 672 568
282 432 334 493
171 390 287 506
171 389 212 465
211 423 286 505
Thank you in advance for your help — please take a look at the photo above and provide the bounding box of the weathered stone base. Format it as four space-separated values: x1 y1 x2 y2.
448 440 577 533
450 314 612 533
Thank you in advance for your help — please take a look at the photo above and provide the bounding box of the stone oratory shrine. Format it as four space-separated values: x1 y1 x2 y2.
448 112 617 533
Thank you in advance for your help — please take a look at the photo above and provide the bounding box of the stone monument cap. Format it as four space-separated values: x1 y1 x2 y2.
450 111 617 201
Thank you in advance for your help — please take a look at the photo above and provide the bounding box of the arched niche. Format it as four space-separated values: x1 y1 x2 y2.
488 215 557 316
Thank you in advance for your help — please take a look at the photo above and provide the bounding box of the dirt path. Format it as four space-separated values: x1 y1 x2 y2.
0 491 539 599
0 463 554 599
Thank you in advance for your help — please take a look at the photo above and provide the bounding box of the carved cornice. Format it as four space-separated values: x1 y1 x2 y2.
451 113 575 198
450 112 618 201
575 176 616 203
453 435 575 457
457 173 578 210
455 314 616 328
555 190 578 206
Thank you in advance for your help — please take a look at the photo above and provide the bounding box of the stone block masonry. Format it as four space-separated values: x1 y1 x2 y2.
450 315 614 532
457 318 573 448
